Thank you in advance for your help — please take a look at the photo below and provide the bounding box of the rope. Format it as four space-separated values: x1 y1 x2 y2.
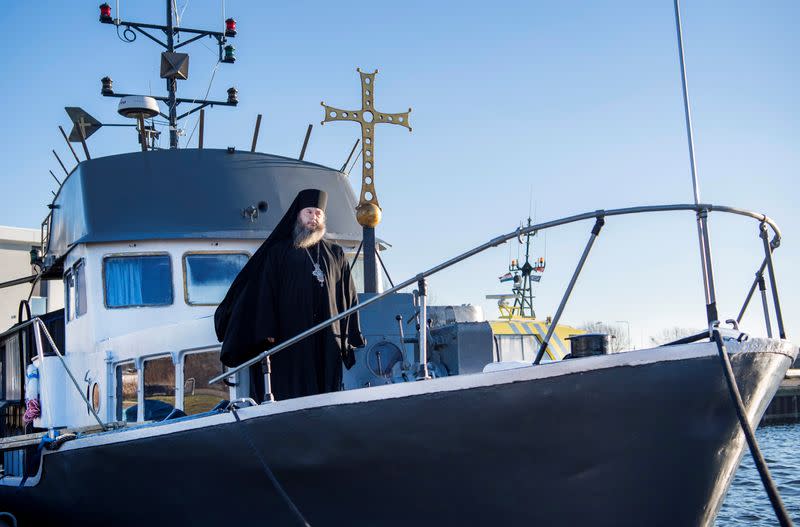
22 399 40 426
712 330 793 526
229 407 311 526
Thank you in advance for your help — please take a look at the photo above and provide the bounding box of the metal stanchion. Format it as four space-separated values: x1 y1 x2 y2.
417 276 430 379
534 217 604 365
736 258 767 324
760 222 786 339
262 356 274 403
758 273 773 338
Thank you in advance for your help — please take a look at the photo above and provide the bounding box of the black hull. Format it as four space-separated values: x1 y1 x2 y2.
1 341 793 526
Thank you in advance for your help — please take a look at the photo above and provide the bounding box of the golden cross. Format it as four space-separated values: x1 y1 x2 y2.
321 68 411 228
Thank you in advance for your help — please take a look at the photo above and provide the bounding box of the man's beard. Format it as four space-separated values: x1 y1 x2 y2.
293 220 326 249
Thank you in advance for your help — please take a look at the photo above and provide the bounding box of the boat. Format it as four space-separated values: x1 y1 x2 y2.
0 3 795 526
485 216 585 362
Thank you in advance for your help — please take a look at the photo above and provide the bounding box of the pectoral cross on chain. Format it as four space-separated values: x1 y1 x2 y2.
311 264 325 286
321 69 411 228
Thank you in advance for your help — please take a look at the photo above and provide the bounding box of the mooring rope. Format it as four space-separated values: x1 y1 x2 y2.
712 330 793 526
229 407 311 526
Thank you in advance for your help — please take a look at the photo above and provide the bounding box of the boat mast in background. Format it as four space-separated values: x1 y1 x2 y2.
97 1 239 149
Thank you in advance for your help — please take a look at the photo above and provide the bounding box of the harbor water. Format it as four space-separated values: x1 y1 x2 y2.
717 423 800 525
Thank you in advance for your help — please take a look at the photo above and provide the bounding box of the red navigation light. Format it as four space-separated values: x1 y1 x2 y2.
225 18 237 37
99 3 113 23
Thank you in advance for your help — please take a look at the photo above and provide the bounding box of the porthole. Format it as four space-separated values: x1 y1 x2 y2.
91 382 101 413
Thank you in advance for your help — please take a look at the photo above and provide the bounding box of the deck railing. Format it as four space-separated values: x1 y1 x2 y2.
209 202 785 385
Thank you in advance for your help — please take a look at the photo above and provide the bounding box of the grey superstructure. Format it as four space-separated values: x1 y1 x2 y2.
43 149 362 276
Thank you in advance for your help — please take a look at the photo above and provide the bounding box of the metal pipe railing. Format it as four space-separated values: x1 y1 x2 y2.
35 319 107 431
534 217 604 365
760 222 786 340
209 203 784 385
736 258 769 324
758 274 773 339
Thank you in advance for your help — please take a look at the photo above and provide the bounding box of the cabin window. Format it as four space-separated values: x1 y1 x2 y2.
104 254 173 308
115 362 138 422
183 253 249 305
143 356 176 421
65 270 75 321
65 260 88 321
75 260 87 317
183 351 228 414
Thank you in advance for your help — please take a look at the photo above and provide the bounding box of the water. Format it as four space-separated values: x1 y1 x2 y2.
717 423 800 526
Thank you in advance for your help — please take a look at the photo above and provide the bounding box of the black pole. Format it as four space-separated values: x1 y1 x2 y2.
341 139 360 172
736 258 768 324
534 217 604 365
251 114 262 152
758 273 773 338
711 330 793 527
363 226 378 293
58 126 80 164
759 223 786 339
166 0 178 149
52 150 70 176
299 124 313 160
198 109 205 149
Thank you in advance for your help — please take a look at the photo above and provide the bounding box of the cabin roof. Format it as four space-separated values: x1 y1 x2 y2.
44 149 363 273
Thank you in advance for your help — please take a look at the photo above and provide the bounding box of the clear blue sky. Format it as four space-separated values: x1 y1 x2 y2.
1 1 796 345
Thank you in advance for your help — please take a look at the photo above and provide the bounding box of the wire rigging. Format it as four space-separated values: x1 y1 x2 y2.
185 60 222 146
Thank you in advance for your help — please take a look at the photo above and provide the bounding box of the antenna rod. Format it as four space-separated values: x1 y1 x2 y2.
138 116 147 152
58 126 81 164
52 150 70 176
251 114 262 152
299 124 313 161
198 109 205 149
340 139 360 172
48 170 62 186
674 0 701 205
166 0 178 149
673 0 715 319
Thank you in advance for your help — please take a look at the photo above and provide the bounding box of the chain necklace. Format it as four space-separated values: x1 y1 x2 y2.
305 244 325 287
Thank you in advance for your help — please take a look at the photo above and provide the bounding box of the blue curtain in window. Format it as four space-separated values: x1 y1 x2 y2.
105 256 171 307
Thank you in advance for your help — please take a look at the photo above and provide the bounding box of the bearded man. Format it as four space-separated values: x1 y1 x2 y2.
215 189 365 401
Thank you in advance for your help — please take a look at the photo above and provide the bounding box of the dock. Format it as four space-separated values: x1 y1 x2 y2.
761 369 800 426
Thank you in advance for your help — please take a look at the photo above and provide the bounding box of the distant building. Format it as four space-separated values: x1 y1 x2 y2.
0 226 63 332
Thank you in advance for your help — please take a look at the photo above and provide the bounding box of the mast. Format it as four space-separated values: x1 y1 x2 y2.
491 218 545 319
98 1 239 149
165 0 178 149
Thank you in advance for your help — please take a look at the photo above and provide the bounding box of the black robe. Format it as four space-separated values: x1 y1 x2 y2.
215 188 365 401
216 237 365 401
259 238 364 400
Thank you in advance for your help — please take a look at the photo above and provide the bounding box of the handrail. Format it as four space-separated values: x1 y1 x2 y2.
0 317 40 341
209 203 783 385
31 318 107 431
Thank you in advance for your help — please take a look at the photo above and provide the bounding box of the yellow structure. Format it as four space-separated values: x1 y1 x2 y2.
489 317 584 362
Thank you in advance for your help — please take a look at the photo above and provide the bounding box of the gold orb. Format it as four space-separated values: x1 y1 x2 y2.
356 202 382 228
